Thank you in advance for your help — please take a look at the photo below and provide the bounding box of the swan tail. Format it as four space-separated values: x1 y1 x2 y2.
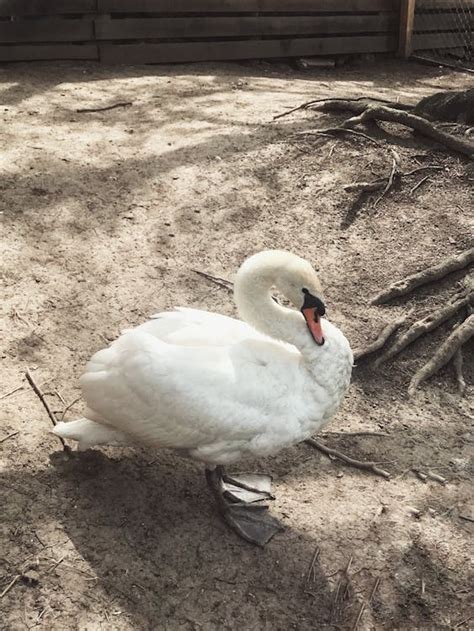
53 418 129 451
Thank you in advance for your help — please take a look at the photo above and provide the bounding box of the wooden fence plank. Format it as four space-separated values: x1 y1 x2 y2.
0 19 94 43
98 0 398 14
0 1 96 16
415 13 474 31
100 35 396 64
413 31 471 49
95 14 397 40
0 43 98 61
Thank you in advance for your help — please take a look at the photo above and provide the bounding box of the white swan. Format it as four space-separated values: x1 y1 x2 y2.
54 250 353 545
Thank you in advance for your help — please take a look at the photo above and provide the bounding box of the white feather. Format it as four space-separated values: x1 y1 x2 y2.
53 251 353 465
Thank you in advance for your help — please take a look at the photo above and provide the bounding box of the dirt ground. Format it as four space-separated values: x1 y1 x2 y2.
1 58 473 630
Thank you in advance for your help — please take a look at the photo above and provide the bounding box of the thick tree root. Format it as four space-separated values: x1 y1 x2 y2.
353 315 407 363
408 315 474 396
312 101 474 159
376 292 472 366
371 247 474 305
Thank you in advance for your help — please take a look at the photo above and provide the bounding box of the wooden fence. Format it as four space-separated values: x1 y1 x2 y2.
0 0 471 64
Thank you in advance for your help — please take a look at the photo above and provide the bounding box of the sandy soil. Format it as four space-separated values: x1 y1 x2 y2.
1 58 473 630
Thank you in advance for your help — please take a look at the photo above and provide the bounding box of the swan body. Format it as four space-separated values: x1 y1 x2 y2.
54 250 353 465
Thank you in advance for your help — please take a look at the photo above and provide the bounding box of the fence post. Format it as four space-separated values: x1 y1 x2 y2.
398 0 416 58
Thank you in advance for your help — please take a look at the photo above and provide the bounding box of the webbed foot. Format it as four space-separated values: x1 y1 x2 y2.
205 466 284 546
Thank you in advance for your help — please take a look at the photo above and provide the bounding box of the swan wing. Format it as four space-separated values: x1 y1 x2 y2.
80 329 302 455
130 307 265 347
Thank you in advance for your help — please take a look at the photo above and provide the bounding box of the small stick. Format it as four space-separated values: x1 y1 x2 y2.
301 127 385 148
412 468 428 482
409 314 474 395
458 514 474 523
192 270 233 291
374 152 400 207
0 575 21 599
0 384 24 400
58 397 81 423
454 616 473 628
453 350 466 396
46 555 65 574
305 438 391 479
25 368 57 427
0 431 19 444
402 165 444 176
353 315 407 362
305 545 320 585
426 471 447 485
76 101 132 113
331 556 353 620
352 577 380 631
321 431 389 437
409 175 430 195
371 247 474 304
25 368 69 451
376 293 472 366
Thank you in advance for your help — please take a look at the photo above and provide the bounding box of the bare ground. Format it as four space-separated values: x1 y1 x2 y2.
1 59 473 630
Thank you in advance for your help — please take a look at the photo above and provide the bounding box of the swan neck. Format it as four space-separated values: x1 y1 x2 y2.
234 265 306 349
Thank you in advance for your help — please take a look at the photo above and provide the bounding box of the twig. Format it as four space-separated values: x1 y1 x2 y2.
331 556 353 621
353 315 407 362
458 514 474 523
192 270 233 291
376 293 472 365
13 308 33 329
76 101 132 113
58 397 81 423
25 368 57 426
352 577 380 631
374 152 399 207
305 438 391 479
25 368 69 451
0 431 19 444
453 349 466 396
0 575 21 598
426 471 447 485
45 555 65 574
403 165 444 176
409 314 474 395
321 431 389 437
409 175 430 195
301 127 385 148
412 468 428 482
0 384 24 400
372 247 474 305
305 545 320 585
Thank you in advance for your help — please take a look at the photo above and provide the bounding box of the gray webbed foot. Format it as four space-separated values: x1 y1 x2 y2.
205 466 284 547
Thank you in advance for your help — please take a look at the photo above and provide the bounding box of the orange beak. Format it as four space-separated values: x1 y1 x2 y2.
302 307 325 345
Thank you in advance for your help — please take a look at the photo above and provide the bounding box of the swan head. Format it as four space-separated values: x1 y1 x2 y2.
235 250 326 345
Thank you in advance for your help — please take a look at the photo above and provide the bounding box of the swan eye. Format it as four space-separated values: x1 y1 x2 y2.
302 288 309 294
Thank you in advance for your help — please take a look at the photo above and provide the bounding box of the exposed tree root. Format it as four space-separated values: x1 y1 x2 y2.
353 316 407 363
376 291 472 366
408 314 474 396
371 247 474 305
311 101 474 159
